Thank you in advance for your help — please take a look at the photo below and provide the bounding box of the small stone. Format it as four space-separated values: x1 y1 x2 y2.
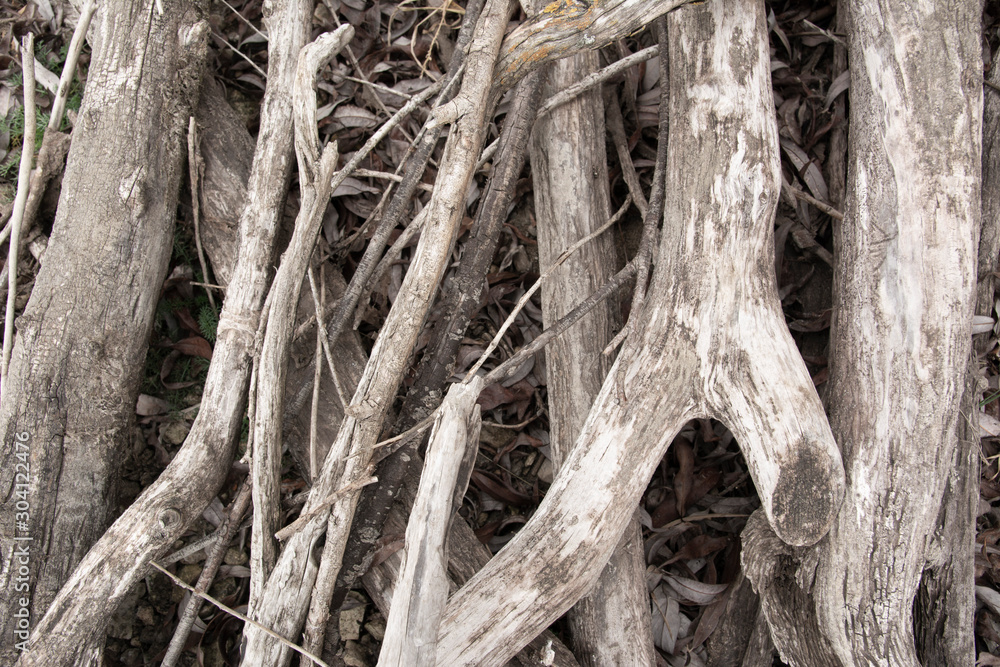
136 605 155 626
160 420 191 446
342 640 369 666
537 457 554 484
364 613 386 642
179 564 203 585
224 547 248 565
340 603 365 641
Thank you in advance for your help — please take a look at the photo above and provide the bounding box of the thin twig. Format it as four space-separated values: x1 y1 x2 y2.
353 206 428 330
161 478 253 667
188 117 217 312
2 34 36 392
50 0 96 130
307 262 349 408
604 17 669 355
466 195 631 381
214 30 268 79
275 474 379 541
606 93 649 217
309 266 324 481
342 75 415 101
321 0 407 133
484 257 638 387
353 167 435 191
149 561 331 667
356 410 438 461
219 0 268 41
783 182 845 220
537 44 659 118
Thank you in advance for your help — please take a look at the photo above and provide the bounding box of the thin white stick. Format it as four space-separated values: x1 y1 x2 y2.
188 117 216 311
309 265 324 480
148 562 332 667
3 35 36 394
537 45 658 118
49 0 97 131
464 195 631 381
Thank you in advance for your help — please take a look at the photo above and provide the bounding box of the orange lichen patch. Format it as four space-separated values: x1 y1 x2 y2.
494 0 598 87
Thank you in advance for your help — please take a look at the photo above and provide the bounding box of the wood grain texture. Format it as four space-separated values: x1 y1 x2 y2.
530 48 654 665
434 2 843 662
745 0 982 664
5 0 309 662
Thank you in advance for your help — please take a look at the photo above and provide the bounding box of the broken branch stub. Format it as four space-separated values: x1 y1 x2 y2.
493 0 693 92
434 1 844 662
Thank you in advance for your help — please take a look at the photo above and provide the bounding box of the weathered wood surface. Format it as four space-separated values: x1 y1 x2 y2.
7 0 310 662
239 0 514 662
378 378 483 666
530 46 653 665
362 464 581 667
744 0 982 664
0 1 209 662
433 1 843 662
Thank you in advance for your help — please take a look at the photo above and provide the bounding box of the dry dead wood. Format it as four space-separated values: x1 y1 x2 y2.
193 70 581 667
331 63 539 610
743 0 982 664
6 1 311 662
378 377 483 666
0 1 210 662
494 0 693 92
363 467 580 667
240 0 514 662
530 45 653 664
249 23 352 610
433 1 844 662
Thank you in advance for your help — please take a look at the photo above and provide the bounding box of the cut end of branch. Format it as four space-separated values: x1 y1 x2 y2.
767 441 845 547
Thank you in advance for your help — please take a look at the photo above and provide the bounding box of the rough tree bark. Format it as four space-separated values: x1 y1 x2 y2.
530 49 653 664
8 0 310 662
0 1 208 662
743 1 982 665
433 1 844 661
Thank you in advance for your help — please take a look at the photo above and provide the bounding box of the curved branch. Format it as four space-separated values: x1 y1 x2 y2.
434 2 844 662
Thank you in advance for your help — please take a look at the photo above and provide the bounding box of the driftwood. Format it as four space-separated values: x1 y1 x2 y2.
240 0 514 662
8 0 311 662
433 1 844 662
363 465 580 667
194 67 580 667
249 23 351 610
378 377 483 666
529 45 652 664
743 0 982 664
0 1 209 662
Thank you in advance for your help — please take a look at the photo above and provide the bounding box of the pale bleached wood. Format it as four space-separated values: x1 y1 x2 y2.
362 466 581 667
494 0 692 92
239 1 514 663
433 2 843 663
743 0 982 664
194 78 568 665
249 23 352 611
530 47 654 665
378 377 483 666
5 1 310 662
